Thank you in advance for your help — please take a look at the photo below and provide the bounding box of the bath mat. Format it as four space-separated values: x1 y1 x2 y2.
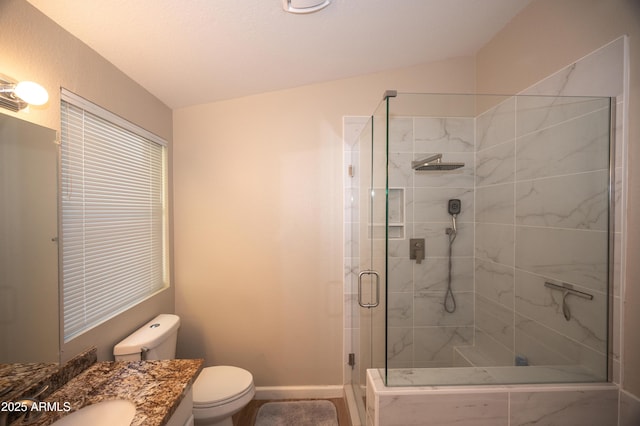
255 400 339 426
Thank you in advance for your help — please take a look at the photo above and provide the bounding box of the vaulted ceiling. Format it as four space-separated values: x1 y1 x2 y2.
27 0 532 108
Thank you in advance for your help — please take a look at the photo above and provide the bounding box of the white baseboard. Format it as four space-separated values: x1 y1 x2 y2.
254 385 345 400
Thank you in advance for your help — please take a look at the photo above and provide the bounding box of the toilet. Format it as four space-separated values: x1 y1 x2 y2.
113 314 255 426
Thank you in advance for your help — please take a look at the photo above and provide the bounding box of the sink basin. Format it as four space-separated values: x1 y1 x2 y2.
51 399 136 426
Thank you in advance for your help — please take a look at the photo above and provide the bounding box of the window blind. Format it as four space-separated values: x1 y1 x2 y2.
61 89 168 341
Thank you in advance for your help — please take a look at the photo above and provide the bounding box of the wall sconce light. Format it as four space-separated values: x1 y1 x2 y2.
282 0 331 14
0 75 49 112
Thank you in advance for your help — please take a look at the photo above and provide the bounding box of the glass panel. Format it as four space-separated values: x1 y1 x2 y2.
358 98 388 378
344 97 390 426
345 114 372 422
381 93 612 387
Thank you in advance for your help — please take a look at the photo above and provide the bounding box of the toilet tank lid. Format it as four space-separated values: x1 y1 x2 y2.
113 314 180 356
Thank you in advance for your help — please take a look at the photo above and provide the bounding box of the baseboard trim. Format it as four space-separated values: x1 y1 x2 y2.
255 385 344 400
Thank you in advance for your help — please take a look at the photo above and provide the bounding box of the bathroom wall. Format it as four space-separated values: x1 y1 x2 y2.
173 57 476 387
0 0 174 363
475 0 640 409
473 94 612 377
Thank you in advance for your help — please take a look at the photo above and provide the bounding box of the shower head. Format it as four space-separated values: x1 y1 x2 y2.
411 154 464 171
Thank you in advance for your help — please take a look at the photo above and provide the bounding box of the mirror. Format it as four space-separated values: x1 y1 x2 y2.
0 112 59 364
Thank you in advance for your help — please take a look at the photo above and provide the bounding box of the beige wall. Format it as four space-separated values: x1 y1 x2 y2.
173 58 475 386
0 0 174 363
476 0 640 397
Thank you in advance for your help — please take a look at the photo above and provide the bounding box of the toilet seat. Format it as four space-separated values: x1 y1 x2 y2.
193 366 254 409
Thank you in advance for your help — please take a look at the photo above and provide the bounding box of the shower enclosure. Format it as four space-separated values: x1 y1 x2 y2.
345 92 614 422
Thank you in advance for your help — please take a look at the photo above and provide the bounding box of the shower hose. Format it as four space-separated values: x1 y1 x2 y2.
444 227 457 313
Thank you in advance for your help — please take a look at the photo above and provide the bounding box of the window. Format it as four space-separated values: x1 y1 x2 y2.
60 89 168 341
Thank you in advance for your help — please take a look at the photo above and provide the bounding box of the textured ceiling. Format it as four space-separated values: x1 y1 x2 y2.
26 0 532 109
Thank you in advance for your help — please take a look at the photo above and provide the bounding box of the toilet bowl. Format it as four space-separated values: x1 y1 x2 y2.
192 366 255 426
113 314 254 426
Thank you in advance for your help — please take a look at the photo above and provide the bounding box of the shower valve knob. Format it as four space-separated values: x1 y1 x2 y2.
410 238 425 264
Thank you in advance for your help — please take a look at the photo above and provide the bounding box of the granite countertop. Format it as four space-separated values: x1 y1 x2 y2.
20 359 203 426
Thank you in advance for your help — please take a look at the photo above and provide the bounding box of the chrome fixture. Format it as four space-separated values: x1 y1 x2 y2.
358 270 380 308
412 154 464 171
0 74 49 112
282 0 331 14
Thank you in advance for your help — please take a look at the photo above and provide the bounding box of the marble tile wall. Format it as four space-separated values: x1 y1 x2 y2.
519 37 626 384
471 37 626 380
473 96 517 366
515 96 610 375
473 94 612 379
367 369 619 426
386 115 476 369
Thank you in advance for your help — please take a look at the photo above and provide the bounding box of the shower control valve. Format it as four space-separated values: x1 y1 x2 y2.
410 238 425 264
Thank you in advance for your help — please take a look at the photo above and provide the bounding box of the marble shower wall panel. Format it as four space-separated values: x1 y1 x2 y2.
515 226 608 293
475 259 514 309
377 391 509 426
475 141 515 187
513 95 610 374
472 90 612 372
414 117 475 153
413 326 474 368
386 115 476 369
475 184 514 225
516 96 611 136
515 105 610 180
414 257 474 293
509 388 618 426
368 369 619 425
473 98 517 364
476 97 516 151
512 38 625 381
476 295 514 352
475 223 515 266
515 171 609 230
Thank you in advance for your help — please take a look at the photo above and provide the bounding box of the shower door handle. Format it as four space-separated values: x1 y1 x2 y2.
358 270 380 308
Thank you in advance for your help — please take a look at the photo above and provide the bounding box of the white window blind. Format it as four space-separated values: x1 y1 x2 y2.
61 89 168 341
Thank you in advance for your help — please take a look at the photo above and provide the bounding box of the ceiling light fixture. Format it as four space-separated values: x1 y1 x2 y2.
282 0 331 14
0 75 49 112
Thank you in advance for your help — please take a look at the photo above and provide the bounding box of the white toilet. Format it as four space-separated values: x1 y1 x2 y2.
113 314 255 426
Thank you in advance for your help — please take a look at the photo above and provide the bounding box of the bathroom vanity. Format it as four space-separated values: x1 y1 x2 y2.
2 348 203 426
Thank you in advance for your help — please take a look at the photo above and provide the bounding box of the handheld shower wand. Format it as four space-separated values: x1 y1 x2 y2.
444 199 461 313
446 199 460 238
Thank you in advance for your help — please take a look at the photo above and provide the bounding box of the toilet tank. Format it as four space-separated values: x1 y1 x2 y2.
113 314 180 361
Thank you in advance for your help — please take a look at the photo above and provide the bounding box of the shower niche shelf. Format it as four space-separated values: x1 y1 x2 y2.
368 187 404 239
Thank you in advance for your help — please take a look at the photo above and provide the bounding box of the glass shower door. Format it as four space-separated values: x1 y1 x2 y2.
348 98 389 423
